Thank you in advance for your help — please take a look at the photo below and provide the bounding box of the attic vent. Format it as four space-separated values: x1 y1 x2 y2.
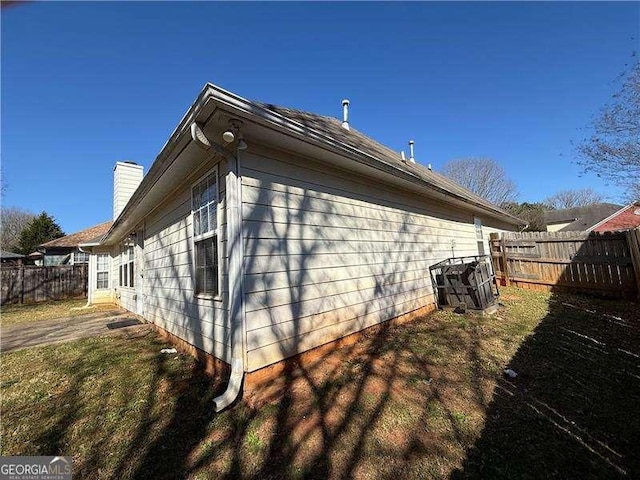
342 99 350 130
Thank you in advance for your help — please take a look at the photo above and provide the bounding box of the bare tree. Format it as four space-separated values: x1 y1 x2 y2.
543 187 606 210
441 157 518 205
1 207 36 252
576 61 640 201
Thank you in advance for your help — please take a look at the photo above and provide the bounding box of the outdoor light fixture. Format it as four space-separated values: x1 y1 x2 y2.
222 130 235 143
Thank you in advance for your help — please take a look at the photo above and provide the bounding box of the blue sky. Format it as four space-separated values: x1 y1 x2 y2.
2 2 638 233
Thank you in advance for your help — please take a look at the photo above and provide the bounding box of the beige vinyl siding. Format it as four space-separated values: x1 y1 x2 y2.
240 150 490 371
142 161 231 363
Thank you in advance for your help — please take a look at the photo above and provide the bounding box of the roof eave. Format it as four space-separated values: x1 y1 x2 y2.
202 85 525 226
104 83 524 242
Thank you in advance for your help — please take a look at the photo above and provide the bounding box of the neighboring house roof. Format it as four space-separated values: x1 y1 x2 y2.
40 221 113 249
0 250 25 259
103 83 525 244
544 203 622 231
590 202 640 232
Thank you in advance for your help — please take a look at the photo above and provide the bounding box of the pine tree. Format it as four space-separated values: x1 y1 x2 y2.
16 212 64 255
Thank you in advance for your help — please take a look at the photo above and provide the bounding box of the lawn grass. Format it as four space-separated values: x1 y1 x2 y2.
1 287 638 479
0 299 120 327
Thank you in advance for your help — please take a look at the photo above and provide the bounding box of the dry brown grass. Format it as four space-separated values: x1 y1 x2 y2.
1 287 638 479
0 299 119 327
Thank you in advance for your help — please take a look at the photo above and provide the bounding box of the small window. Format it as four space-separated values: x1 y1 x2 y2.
192 169 219 296
474 217 485 255
96 253 110 290
73 251 90 264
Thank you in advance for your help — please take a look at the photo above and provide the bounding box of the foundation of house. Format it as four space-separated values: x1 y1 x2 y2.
147 302 438 407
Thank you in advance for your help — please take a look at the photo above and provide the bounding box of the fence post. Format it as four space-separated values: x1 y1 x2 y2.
500 235 510 287
19 266 25 305
626 227 640 301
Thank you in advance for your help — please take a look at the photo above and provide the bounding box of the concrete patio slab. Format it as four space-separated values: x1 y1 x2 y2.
1 310 149 352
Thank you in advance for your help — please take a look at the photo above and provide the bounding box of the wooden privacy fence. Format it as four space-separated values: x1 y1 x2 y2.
490 228 640 300
1 264 88 305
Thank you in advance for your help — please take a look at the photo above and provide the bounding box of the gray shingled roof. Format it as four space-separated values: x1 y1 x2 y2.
256 102 523 224
0 250 25 259
544 203 622 231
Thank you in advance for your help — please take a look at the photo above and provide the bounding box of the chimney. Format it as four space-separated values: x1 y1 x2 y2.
113 161 144 220
342 99 350 130
409 140 415 163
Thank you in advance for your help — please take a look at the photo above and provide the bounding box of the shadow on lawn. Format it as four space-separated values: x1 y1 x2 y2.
452 292 640 479
9 142 639 478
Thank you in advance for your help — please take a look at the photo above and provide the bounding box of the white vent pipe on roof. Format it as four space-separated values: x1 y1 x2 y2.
401 151 406 161
409 140 415 163
342 99 350 130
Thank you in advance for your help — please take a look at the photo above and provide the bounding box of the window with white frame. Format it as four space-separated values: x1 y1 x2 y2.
474 217 485 255
96 253 110 289
192 169 219 296
73 251 90 264
119 242 135 288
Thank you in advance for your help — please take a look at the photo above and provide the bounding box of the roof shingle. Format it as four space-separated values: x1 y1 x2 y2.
256 102 523 224
39 221 113 248
544 203 622 231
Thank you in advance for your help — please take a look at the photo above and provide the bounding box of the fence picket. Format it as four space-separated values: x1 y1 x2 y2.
1 265 88 305
490 230 638 299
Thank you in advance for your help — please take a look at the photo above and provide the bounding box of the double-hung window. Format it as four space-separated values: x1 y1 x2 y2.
96 253 110 289
119 242 135 288
192 169 219 296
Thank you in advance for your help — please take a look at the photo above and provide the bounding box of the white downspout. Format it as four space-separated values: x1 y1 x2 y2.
73 246 93 309
212 133 247 412
191 121 247 411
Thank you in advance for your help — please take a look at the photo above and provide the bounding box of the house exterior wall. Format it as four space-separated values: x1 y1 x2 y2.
547 222 571 232
133 158 232 363
89 148 515 373
239 148 514 372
